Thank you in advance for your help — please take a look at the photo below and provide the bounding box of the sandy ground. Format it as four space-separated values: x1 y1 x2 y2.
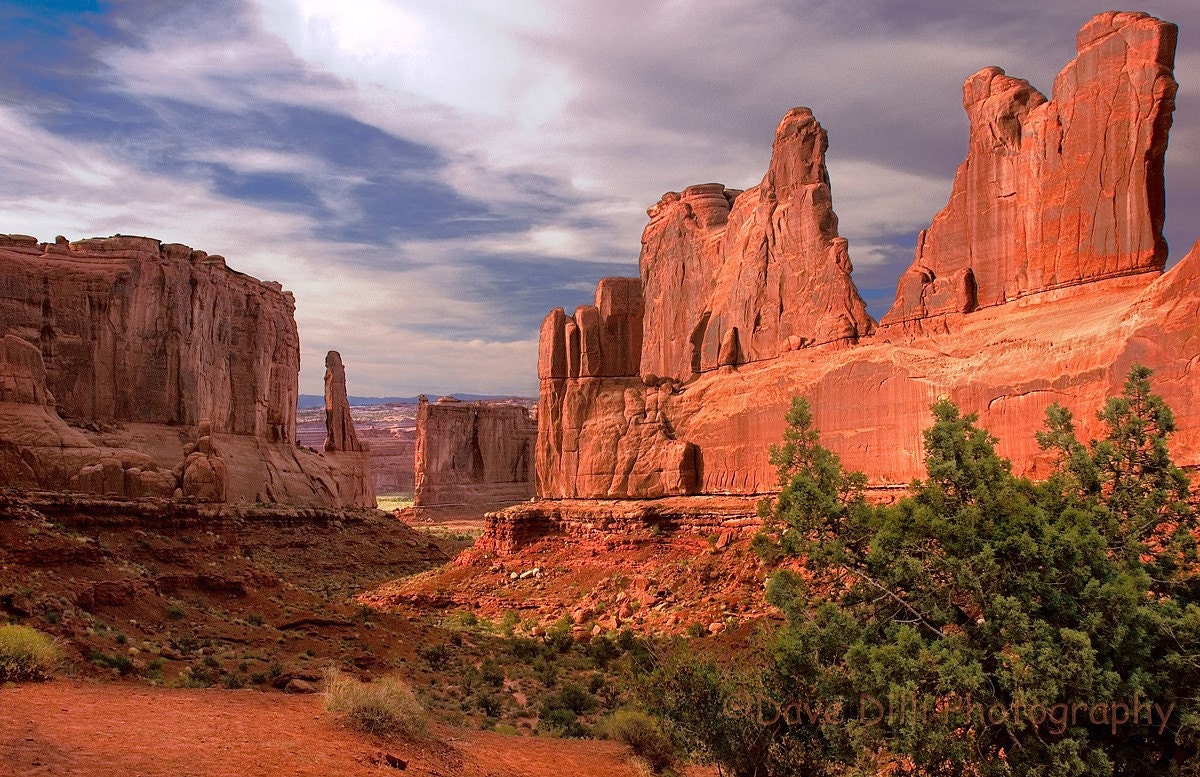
0 680 680 777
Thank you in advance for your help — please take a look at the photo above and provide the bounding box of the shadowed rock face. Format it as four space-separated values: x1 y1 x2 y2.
533 12 1200 501
0 234 372 509
881 11 1177 330
413 396 535 508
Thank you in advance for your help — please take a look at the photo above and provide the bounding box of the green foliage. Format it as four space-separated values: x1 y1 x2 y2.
89 649 135 676
1039 365 1197 586
480 658 505 687
418 642 451 670
661 369 1200 776
543 615 575 653
586 633 620 666
539 706 586 737
0 624 60 681
598 708 679 775
555 681 597 714
639 651 790 776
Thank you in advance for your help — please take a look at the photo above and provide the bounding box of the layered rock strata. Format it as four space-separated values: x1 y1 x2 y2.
538 278 696 498
413 396 535 508
529 12 1198 511
0 234 372 508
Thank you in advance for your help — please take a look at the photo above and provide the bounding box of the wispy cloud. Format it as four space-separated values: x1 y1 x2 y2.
1 0 1198 397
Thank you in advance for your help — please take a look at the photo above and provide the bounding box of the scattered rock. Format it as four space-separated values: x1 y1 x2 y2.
283 678 317 695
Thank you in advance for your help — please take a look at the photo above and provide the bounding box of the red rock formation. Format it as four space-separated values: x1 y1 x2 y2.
0 234 298 439
531 12 1200 507
0 335 53 406
0 234 372 509
881 11 1177 329
323 351 363 453
413 396 535 508
356 426 415 495
639 108 874 383
537 277 696 499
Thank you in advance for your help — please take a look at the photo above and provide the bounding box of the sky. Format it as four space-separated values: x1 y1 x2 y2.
1 1 1198 398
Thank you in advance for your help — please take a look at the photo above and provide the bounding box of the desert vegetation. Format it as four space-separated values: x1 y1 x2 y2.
639 366 1200 776
0 623 60 681
323 667 428 736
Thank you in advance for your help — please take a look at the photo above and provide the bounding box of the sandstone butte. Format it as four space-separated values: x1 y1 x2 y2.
413 395 536 509
532 12 1199 506
0 235 373 509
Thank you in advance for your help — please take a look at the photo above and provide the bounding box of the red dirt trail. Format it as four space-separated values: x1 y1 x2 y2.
0 681 679 777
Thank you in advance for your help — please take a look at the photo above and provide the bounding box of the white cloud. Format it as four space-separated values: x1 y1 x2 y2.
8 0 1200 396
0 104 538 396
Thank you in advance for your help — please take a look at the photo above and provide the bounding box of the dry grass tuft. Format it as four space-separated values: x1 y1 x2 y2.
323 668 427 737
0 624 60 682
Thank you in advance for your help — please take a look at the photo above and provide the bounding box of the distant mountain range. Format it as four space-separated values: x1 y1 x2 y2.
297 394 536 409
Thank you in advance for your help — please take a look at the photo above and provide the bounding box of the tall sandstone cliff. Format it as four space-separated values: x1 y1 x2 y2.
413 396 535 508
534 11 1198 501
881 12 1177 329
0 234 372 508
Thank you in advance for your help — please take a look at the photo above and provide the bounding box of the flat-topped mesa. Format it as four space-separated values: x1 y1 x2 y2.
413 395 535 509
640 107 875 383
881 11 1177 330
0 233 372 509
323 351 364 452
0 233 298 440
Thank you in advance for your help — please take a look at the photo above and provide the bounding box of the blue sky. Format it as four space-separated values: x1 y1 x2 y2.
1 1 1198 397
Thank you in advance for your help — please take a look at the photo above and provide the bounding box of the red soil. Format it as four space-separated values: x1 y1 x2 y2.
0 680 690 777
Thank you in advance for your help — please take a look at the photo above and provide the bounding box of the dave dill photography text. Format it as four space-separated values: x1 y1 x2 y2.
728 692 1176 736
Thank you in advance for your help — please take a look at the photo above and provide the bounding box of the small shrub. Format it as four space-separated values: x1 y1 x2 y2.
165 605 186 621
599 709 677 774
173 634 200 654
539 707 587 738
0 624 60 681
89 650 134 676
532 657 558 688
324 668 427 737
476 691 505 717
587 634 619 666
480 658 505 687
418 642 451 670
246 614 264 627
508 636 541 662
556 682 597 714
